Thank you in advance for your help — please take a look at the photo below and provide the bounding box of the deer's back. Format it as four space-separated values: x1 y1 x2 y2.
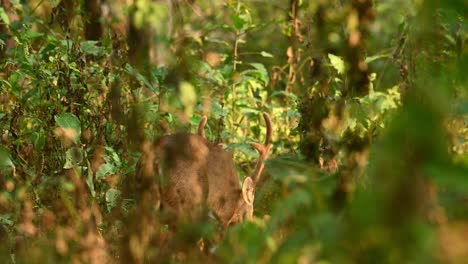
153 133 210 221
137 134 249 225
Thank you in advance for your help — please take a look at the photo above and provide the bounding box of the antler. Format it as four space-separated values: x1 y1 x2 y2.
198 116 208 139
250 112 272 184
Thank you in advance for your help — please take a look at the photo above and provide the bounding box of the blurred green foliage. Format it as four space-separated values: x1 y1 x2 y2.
0 0 466 263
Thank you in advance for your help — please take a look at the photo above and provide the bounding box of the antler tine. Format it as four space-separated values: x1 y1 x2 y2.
198 116 208 139
249 112 273 184
263 112 272 145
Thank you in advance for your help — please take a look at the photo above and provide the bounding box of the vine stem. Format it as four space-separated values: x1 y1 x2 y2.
230 1 242 125
232 31 240 122
30 0 46 14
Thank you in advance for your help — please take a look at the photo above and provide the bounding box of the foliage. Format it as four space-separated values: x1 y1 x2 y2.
0 0 466 263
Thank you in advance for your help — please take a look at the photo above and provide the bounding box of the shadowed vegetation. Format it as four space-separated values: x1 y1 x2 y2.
0 0 467 263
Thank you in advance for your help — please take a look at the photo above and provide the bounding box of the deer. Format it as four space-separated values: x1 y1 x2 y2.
135 112 272 228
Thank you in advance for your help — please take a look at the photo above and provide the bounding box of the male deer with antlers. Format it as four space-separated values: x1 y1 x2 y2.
136 113 272 227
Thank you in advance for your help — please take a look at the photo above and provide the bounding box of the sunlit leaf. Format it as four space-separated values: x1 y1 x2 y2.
179 82 197 117
365 53 390 63
0 7 9 25
328 53 345 74
249 63 269 85
260 51 274 58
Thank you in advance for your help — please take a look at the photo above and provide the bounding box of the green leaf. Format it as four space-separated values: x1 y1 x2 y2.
0 7 10 25
104 146 121 167
151 66 167 85
55 113 81 144
0 214 13 227
249 63 269 85
228 143 258 158
22 30 44 40
231 13 250 31
204 36 230 47
96 163 116 181
125 64 155 92
106 188 121 212
260 51 274 58
211 99 226 119
63 147 83 169
81 41 104 56
0 146 14 170
271 90 298 101
365 53 390 63
86 161 96 197
179 82 197 117
328 53 345 74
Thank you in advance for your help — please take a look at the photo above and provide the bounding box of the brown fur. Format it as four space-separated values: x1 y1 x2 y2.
136 113 272 227
205 144 245 226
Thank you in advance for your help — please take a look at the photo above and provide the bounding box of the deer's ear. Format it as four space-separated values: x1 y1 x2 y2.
242 177 255 205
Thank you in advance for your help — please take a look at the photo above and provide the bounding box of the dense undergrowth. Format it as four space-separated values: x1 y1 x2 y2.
0 0 467 263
